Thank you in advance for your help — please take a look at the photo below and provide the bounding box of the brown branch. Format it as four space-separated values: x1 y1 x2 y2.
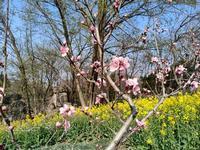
54 0 86 107
105 70 138 149
122 68 199 144
0 0 17 144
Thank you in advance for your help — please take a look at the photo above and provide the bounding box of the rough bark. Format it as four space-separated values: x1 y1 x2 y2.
54 0 86 107
88 0 107 106
0 16 32 118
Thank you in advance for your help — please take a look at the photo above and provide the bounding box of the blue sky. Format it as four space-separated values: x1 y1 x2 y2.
0 0 199 79
8 0 200 43
2 0 200 60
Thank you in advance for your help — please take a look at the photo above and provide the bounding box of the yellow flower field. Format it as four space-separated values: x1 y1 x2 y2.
0 91 199 133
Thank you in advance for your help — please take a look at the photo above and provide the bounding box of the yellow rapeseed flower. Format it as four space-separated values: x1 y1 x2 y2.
0 91 199 132
146 138 153 145
160 129 167 136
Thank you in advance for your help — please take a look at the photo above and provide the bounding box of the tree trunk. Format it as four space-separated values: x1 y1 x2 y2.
0 16 32 118
88 0 107 106
54 0 86 107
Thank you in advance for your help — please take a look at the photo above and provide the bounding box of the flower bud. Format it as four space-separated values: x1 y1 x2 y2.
64 120 70 131
136 119 145 128
8 126 14 130
56 121 62 128
2 106 7 112
151 57 159 63
90 25 95 33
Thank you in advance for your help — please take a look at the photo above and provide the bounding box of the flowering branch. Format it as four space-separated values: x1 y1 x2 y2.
121 58 199 144
57 1 199 149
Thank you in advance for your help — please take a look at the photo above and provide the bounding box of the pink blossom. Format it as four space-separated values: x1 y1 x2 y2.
56 121 62 128
130 127 141 132
71 56 76 61
71 55 81 62
93 13 98 18
95 96 101 105
76 73 81 77
163 66 171 74
161 59 168 65
91 37 97 44
156 72 164 81
81 106 89 112
121 77 126 81
191 81 199 90
126 78 138 87
143 88 151 94
175 65 186 75
58 105 75 131
113 0 120 9
2 106 7 111
0 87 4 93
84 106 89 111
59 104 75 117
63 104 70 110
63 40 67 45
96 78 107 89
90 61 101 68
67 111 73 117
108 22 114 29
77 55 81 61
8 126 14 130
64 120 70 131
69 106 76 116
80 70 87 76
195 64 200 70
60 45 69 57
167 0 173 3
113 2 119 9
151 57 159 63
110 57 130 72
132 86 141 95
90 25 95 33
136 119 145 127
125 78 140 95
95 93 107 104
59 107 67 116
81 20 85 24
0 87 3 91
90 61 101 72
77 70 87 77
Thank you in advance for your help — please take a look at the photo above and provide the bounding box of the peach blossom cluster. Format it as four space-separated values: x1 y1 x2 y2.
56 104 75 131
109 56 130 72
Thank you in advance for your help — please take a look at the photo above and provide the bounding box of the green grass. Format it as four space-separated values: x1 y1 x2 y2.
1 92 200 149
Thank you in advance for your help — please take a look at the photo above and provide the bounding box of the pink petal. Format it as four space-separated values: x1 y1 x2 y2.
59 107 65 114
60 46 69 57
132 85 140 95
95 96 101 104
64 120 70 131
151 57 159 63
56 121 62 128
8 126 14 130
126 78 138 87
63 104 70 111
136 119 145 127
109 57 120 72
